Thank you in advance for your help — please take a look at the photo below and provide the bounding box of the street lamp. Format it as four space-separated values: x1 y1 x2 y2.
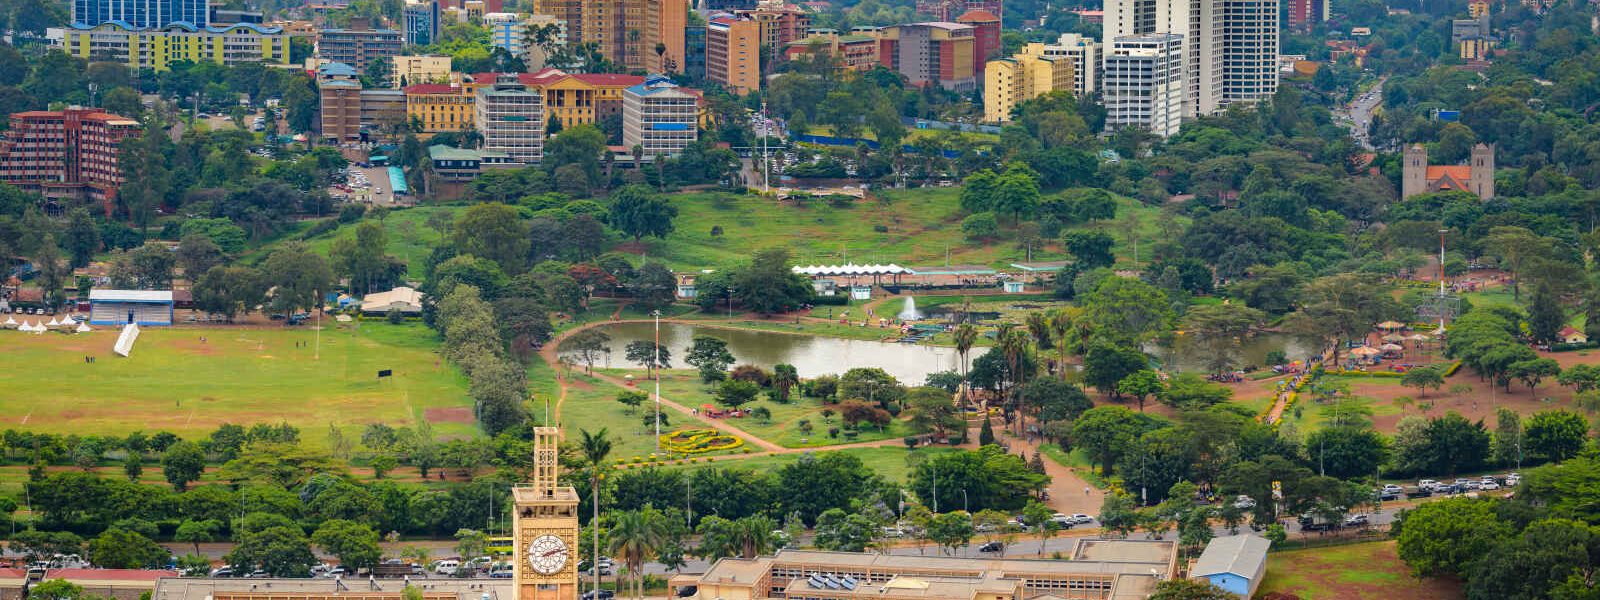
727 287 736 320
961 489 968 513
653 309 662 453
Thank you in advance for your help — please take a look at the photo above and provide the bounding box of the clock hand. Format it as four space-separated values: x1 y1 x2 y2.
541 549 565 557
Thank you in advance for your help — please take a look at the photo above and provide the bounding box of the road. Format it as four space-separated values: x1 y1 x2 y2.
1339 77 1386 150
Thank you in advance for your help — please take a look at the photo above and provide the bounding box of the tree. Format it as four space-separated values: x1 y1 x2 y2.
1147 580 1237 600
1285 273 1398 367
685 336 735 382
226 525 316 577
905 387 961 439
87 528 167 569
812 508 875 552
162 441 206 491
260 242 333 315
453 203 530 273
1304 426 1389 479
1116 370 1165 413
1528 282 1566 344
609 185 678 241
193 265 265 321
60 209 100 269
174 519 222 554
608 508 668 600
715 379 761 409
771 364 799 403
1525 410 1588 463
838 368 906 407
330 221 395 295
925 511 974 555
311 519 382 571
625 341 670 379
1062 230 1116 269
978 415 996 446
579 429 612 595
1072 406 1154 475
1080 277 1174 345
954 324 979 379
1509 358 1561 395
176 234 224 281
1179 303 1267 374
1083 344 1149 402
1402 367 1446 397
565 328 611 373
1394 497 1512 577
730 248 812 315
616 390 648 414
1158 374 1232 410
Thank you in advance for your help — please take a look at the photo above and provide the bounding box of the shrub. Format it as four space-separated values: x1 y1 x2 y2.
873 224 889 233
962 212 999 241
730 364 771 387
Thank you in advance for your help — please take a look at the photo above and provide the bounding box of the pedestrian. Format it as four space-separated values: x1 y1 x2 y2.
1084 486 1091 496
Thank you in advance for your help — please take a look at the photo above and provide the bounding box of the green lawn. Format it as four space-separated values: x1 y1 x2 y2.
299 205 460 280
659 445 961 482
0 323 475 445
1257 540 1461 600
626 370 916 449
555 370 752 461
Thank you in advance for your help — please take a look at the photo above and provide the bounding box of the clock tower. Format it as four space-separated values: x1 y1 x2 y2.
513 427 581 600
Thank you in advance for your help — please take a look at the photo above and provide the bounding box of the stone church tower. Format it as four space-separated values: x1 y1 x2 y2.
1469 143 1495 199
1402 144 1428 200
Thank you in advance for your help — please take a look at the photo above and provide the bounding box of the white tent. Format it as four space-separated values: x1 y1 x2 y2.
2 316 15 329
46 317 59 327
75 323 91 333
59 315 77 327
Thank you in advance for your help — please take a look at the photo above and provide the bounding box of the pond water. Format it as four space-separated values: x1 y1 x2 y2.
1152 332 1316 373
558 322 987 384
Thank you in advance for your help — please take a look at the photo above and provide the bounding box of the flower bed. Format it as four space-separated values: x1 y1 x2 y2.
659 429 744 454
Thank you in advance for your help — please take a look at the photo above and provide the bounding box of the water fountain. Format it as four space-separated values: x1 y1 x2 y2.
898 296 923 321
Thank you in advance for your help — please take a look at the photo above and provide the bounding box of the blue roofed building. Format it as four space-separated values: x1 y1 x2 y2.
1190 535 1270 598
622 76 700 158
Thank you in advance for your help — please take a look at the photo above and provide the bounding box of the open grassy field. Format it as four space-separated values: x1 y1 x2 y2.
0 323 475 444
1256 540 1462 599
555 370 753 460
659 445 961 482
299 206 458 280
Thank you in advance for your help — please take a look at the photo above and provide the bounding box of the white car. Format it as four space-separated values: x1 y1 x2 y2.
1233 495 1256 509
1480 482 1500 490
1068 514 1094 524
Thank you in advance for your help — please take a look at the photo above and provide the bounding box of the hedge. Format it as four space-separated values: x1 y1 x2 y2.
1552 342 1600 352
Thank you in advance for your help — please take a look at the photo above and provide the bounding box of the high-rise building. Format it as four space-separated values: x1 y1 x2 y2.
318 17 404 71
1042 33 1100 96
685 26 707 82
485 12 565 68
956 8 1001 75
392 55 452 87
623 76 700 157
0 107 140 208
468 69 643 127
1285 0 1328 29
532 0 686 72
876 22 978 91
1103 0 1277 119
403 0 441 46
707 16 761 94
320 79 364 143
475 74 545 164
1221 0 1278 104
1103 33 1184 137
915 0 1002 21
55 21 291 71
983 43 1074 123
732 3 812 49
72 0 209 28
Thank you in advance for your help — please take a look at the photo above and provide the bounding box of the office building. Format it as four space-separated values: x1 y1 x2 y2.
360 89 407 134
915 0 1002 21
623 76 699 157
956 9 1001 74
55 22 290 71
210 8 264 24
72 0 208 28
475 75 544 164
685 26 707 81
468 69 643 127
392 55 452 87
320 79 363 143
0 107 140 208
318 17 403 72
733 3 813 49
485 12 565 68
707 16 762 95
785 32 881 71
405 83 474 133
1285 0 1328 29
1103 33 1184 137
1221 0 1278 104
1043 33 1100 96
532 0 686 73
403 0 440 45
428 145 515 181
1102 0 1278 118
877 22 978 91
676 542 1180 600
984 43 1074 123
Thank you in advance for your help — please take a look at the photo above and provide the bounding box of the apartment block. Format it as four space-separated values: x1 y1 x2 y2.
956 9 1001 75
983 43 1074 123
475 75 545 164
467 69 643 127
1041 33 1099 96
72 0 208 28
1103 33 1184 137
877 22 978 91
318 18 403 72
0 107 141 208
623 76 699 157
1103 0 1278 118
532 0 686 73
55 22 290 71
707 16 762 95
320 79 364 143
733 3 813 48
390 55 452 87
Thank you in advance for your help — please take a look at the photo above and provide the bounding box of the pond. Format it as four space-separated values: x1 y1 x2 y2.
558 322 987 385
1152 332 1316 373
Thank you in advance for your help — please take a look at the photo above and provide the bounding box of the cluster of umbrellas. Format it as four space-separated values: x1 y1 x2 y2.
3 314 91 334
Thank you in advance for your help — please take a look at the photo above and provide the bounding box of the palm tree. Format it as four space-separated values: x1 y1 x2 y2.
733 515 778 558
580 429 613 595
608 509 667 600
772 364 799 402
954 324 978 383
998 328 1033 435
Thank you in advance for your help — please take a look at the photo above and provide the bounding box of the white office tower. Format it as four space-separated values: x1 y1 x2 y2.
1220 0 1279 104
1043 33 1101 96
1103 33 1185 137
475 75 545 164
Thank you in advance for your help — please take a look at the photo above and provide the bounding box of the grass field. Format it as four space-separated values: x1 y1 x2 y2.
659 445 960 482
0 323 475 444
299 206 458 280
1256 540 1462 600
555 370 753 460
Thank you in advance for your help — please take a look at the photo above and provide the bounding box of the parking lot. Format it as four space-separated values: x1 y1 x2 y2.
330 165 397 205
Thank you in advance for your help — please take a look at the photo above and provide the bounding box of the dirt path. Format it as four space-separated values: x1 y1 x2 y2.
995 428 1103 515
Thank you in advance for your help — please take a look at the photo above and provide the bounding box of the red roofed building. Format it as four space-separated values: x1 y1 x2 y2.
956 9 1001 75
0 107 141 214
1402 143 1495 200
466 70 646 127
915 0 1001 21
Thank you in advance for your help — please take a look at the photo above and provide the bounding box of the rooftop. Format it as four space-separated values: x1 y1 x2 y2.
1190 535 1270 578
89 290 175 303
151 578 512 600
404 83 461 94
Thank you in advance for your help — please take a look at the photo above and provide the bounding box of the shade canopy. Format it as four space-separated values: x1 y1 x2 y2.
792 264 911 276
1349 346 1381 356
1381 333 1405 342
1377 321 1406 330
1380 343 1404 351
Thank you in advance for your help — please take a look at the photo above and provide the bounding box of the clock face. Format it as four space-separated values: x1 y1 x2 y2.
526 534 569 576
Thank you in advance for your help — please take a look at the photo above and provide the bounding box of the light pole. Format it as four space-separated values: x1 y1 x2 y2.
727 287 736 320
653 309 662 454
961 489 968 513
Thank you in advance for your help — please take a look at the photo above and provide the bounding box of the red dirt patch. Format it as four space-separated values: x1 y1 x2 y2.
424 407 473 424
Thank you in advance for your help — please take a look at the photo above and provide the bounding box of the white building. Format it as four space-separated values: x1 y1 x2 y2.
485 12 566 69
1221 0 1280 104
1103 33 1185 137
1042 33 1100 96
1102 0 1277 119
622 75 699 157
475 74 544 164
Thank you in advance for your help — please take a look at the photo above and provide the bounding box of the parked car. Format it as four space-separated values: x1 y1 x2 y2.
581 591 614 600
1068 514 1094 524
1418 479 1440 490
1480 481 1500 490
1505 473 1521 486
978 541 1004 553
209 567 236 578
1343 514 1370 527
1233 495 1256 509
432 560 459 576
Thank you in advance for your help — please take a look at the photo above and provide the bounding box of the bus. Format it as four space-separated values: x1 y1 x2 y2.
486 536 515 557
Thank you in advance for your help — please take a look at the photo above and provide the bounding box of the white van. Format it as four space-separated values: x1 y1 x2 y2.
432 560 460 576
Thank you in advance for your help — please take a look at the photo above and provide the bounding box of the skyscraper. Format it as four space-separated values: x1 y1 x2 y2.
1222 0 1279 104
403 0 440 46
73 0 209 27
1103 33 1184 137
532 0 685 72
1102 0 1276 119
